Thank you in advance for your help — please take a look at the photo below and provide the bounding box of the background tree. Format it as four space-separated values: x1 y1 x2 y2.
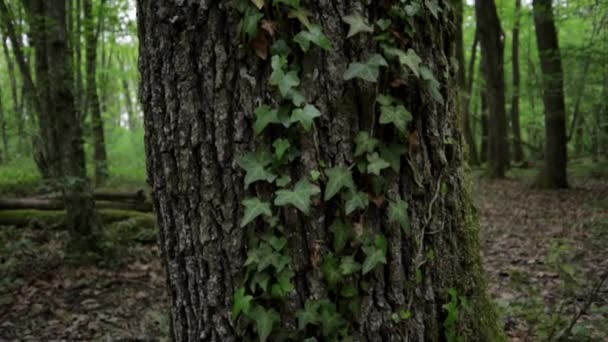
476 0 509 177
138 1 502 341
533 0 568 188
84 0 109 185
510 0 525 163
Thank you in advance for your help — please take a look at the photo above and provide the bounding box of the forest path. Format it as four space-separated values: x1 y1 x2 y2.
0 173 607 340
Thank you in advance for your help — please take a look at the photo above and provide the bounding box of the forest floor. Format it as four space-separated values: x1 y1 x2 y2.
1 164 607 340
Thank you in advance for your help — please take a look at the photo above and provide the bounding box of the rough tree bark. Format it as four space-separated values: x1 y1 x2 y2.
84 0 109 185
533 0 568 188
2 34 24 155
138 1 502 341
455 0 478 166
0 81 7 163
510 0 525 163
476 0 509 177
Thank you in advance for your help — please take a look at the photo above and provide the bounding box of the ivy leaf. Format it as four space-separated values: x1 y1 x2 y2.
255 105 279 135
379 143 406 172
288 8 312 29
343 54 387 83
425 0 441 19
241 198 273 227
383 47 421 77
271 268 295 298
420 66 444 104
251 0 265 9
242 8 264 39
249 305 280 342
293 24 333 52
291 104 321 131
342 13 373 38
250 271 271 292
324 166 355 201
237 149 277 188
319 303 347 338
366 152 390 175
345 191 369 215
273 0 300 9
322 254 343 287
296 300 322 330
276 175 292 187
274 179 320 215
270 55 300 97
379 104 412 134
388 198 410 232
354 131 379 157
339 255 361 276
233 287 254 318
268 235 288 251
362 246 387 275
273 138 291 160
330 220 352 253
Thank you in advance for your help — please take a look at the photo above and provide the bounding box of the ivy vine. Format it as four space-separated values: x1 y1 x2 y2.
232 0 451 341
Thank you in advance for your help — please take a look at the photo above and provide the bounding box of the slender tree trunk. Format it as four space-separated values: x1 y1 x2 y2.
481 88 490 164
138 1 502 341
0 83 7 163
533 0 568 188
83 0 108 185
44 0 101 254
74 0 85 123
455 0 478 166
118 55 137 131
510 0 525 163
2 35 24 155
476 0 510 178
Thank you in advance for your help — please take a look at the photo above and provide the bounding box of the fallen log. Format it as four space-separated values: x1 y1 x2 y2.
0 197 153 213
33 189 148 202
0 209 156 229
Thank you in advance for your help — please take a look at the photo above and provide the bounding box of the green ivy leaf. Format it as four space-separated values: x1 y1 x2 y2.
255 105 280 135
420 66 444 104
319 303 347 338
322 254 343 287
250 271 271 292
379 104 412 134
379 143 405 172
270 55 301 97
293 24 333 52
237 149 277 188
273 138 291 160
267 235 288 251
366 152 390 175
287 8 312 29
354 131 379 157
425 0 441 19
296 300 322 330
324 166 355 201
241 198 273 227
362 245 387 275
273 0 300 9
242 8 264 39
343 54 387 82
274 178 320 215
342 13 373 38
383 47 421 77
388 198 410 232
330 220 352 253
233 287 254 318
271 268 295 298
291 104 322 131
339 255 361 276
340 284 359 298
249 305 280 342
276 175 292 187
345 191 369 215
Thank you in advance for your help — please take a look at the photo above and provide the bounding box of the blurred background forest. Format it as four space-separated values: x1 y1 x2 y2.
0 0 607 340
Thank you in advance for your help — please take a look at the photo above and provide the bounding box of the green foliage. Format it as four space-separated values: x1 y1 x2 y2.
342 13 374 38
237 149 277 188
324 166 355 201
388 198 410 232
343 54 388 82
293 24 333 52
241 198 273 227
443 288 464 342
291 104 321 131
274 178 320 215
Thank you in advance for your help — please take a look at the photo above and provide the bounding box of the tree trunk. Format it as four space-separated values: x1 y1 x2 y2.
455 0 478 166
2 35 24 155
510 0 525 163
84 0 109 186
532 0 568 188
138 2 502 341
476 0 509 178
43 0 102 254
0 82 7 163
119 55 137 131
480 57 490 164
